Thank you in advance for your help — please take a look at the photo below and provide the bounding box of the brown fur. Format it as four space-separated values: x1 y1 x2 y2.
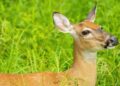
83 20 100 30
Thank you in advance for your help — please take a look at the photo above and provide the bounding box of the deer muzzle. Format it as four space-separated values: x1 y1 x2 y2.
104 36 118 48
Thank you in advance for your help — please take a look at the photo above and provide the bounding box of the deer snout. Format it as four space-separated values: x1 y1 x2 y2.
109 36 118 46
104 36 118 48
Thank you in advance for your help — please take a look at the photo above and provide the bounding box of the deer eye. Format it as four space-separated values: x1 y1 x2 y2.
81 30 91 35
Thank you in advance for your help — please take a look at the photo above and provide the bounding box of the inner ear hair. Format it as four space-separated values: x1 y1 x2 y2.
86 6 97 22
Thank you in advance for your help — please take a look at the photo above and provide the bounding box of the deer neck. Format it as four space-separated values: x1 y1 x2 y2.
67 40 97 83
73 41 97 68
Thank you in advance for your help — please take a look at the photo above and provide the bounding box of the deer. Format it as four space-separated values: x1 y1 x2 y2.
0 6 118 86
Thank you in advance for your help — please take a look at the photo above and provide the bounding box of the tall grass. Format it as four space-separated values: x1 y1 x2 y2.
0 0 120 85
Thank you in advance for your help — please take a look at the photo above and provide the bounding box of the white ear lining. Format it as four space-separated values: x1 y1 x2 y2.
53 13 78 39
68 25 78 39
87 6 97 22
53 13 71 33
59 14 71 27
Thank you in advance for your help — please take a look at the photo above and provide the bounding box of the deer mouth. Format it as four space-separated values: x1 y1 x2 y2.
104 43 115 49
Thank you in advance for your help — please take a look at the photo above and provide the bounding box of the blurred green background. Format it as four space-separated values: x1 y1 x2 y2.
0 0 120 85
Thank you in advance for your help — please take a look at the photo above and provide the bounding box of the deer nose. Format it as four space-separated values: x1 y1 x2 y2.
109 36 118 46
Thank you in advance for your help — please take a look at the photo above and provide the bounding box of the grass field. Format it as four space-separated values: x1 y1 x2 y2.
0 0 120 86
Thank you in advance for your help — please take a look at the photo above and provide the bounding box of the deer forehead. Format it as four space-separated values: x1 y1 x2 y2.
83 20 100 30
74 20 100 32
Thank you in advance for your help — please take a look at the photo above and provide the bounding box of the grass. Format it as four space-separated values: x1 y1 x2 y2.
0 0 120 85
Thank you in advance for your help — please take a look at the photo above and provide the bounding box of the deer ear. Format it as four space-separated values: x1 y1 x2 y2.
86 6 97 22
53 12 73 33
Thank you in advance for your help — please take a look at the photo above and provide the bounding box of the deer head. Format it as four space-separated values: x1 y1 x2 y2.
53 6 118 52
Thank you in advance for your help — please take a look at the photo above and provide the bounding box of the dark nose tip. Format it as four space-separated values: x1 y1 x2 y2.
109 36 119 46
